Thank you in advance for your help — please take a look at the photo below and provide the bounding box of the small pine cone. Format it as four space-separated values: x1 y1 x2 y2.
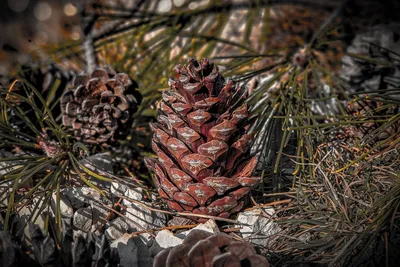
153 229 270 267
145 59 260 220
61 66 142 145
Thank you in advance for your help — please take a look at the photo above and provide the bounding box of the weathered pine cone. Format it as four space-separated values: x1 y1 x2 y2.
145 59 259 220
61 66 142 144
154 229 270 267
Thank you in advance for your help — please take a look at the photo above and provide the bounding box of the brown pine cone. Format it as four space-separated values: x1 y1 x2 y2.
153 229 270 267
145 58 259 220
61 66 142 145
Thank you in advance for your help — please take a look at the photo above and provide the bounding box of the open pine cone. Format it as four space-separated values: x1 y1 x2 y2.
145 58 259 220
154 229 269 267
61 66 142 144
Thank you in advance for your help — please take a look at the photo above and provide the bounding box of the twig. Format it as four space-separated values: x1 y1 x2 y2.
94 200 155 237
83 37 97 74
81 9 100 73
129 224 198 236
250 195 273 218
118 195 244 224
245 199 292 210
263 190 312 196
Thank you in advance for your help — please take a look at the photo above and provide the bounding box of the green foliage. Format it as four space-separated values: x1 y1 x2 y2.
0 78 119 234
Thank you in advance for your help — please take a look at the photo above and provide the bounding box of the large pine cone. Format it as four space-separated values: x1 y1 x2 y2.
154 229 269 267
145 59 259 220
61 66 142 144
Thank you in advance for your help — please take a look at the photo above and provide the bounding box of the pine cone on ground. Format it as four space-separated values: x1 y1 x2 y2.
145 58 259 220
153 229 269 267
61 66 142 145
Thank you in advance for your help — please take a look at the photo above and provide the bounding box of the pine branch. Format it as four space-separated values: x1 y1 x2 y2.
81 11 99 73
92 0 342 42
